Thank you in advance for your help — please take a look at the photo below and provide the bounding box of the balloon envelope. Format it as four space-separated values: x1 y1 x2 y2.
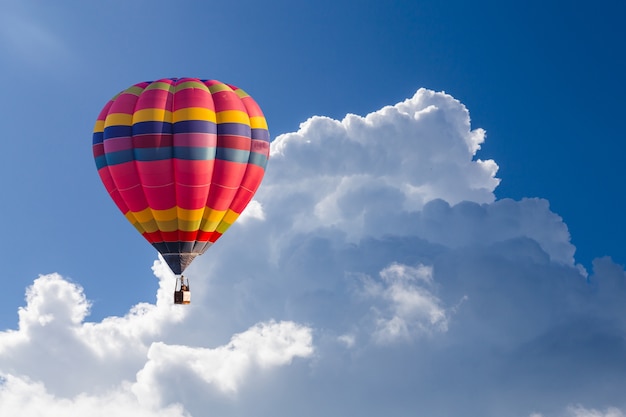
93 78 270 274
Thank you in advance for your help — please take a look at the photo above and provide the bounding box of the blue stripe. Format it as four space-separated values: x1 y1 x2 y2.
93 132 103 145
135 148 173 161
248 152 268 168
173 120 217 134
251 128 270 142
105 149 135 165
102 146 220 164
174 146 216 160
95 155 108 170
217 123 251 137
104 125 132 139
133 121 172 135
216 147 250 163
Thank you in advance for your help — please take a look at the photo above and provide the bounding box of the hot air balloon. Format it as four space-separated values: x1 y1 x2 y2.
92 78 270 304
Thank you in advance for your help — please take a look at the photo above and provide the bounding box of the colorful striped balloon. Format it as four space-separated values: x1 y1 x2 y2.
92 78 270 275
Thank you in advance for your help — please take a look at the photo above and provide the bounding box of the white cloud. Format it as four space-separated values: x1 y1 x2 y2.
566 406 626 417
0 266 313 415
263 89 500 242
132 320 313 408
355 263 449 343
530 406 626 417
0 374 189 417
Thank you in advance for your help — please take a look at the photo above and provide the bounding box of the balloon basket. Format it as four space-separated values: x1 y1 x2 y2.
174 275 191 305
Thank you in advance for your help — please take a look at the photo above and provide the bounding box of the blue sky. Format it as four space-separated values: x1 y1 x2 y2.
1 1 625 416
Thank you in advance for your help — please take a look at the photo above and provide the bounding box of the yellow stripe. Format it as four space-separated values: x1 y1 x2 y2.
208 83 232 94
200 219 219 232
175 81 209 92
150 207 176 222
178 218 202 232
139 219 160 233
199 208 227 232
233 88 249 99
155 218 178 232
128 207 208 225
105 113 133 127
130 222 146 234
145 82 174 92
128 208 153 223
173 107 216 123
177 207 205 222
249 116 268 130
133 108 172 123
203 208 227 222
212 210 239 234
222 209 240 224
124 212 147 234
216 221 233 234
123 86 144 96
93 120 105 133
216 110 250 125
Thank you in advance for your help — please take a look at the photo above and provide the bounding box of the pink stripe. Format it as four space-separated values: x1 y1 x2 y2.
103 136 133 153
173 132 217 148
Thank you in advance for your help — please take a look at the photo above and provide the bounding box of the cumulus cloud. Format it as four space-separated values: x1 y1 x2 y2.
264 88 500 242
354 263 449 343
2 88 626 416
0 265 313 415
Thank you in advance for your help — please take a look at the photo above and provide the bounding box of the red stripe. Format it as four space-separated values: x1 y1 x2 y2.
133 134 173 148
217 135 251 151
209 231 223 243
93 143 104 158
195 231 213 241
145 230 200 243
251 139 269 154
